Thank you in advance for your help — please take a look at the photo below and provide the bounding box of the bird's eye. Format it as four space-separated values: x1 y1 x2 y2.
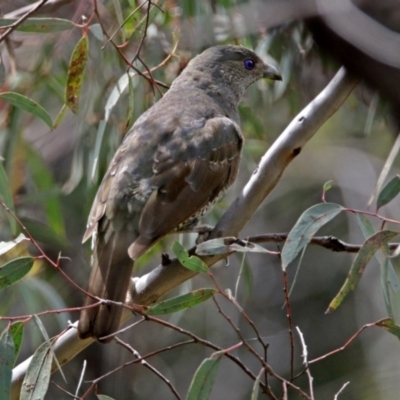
244 59 255 70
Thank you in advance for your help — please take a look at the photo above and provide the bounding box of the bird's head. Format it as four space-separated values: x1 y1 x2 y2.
186 45 281 98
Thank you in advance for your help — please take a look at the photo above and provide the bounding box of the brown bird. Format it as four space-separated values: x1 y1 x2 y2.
78 45 281 342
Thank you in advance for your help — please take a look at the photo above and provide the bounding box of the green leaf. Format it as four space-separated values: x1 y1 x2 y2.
125 4 160 40
20 342 53 400
281 203 344 269
65 34 89 113
91 120 107 181
323 180 334 193
0 55 5 87
172 241 208 273
0 18 75 33
53 104 68 129
376 318 400 340
327 230 398 313
0 161 17 234
356 213 375 238
97 394 116 400
9 322 24 365
145 289 217 315
126 74 135 128
377 175 400 209
0 257 34 289
251 368 264 400
186 351 224 400
357 213 399 301
33 315 65 383
380 251 395 319
0 329 14 400
0 92 53 129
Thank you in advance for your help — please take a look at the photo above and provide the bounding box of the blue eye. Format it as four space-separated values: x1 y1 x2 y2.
244 59 255 70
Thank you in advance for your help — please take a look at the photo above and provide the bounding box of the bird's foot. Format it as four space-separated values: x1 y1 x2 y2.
191 224 214 244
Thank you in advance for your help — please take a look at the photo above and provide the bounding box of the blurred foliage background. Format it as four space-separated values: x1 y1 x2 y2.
1 0 400 399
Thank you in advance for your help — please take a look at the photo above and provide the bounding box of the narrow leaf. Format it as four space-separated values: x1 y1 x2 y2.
327 230 398 313
186 352 223 400
0 18 74 32
380 250 394 319
357 214 399 293
251 368 264 400
20 342 53 400
33 315 65 383
172 241 208 273
377 175 400 209
91 120 107 181
0 160 17 235
126 74 135 128
145 289 217 315
0 329 14 400
65 35 89 113
0 92 52 128
9 322 24 365
97 395 115 400
356 213 375 238
281 203 343 269
368 132 400 207
196 237 270 256
53 104 68 129
0 55 5 87
376 318 400 341
0 257 34 289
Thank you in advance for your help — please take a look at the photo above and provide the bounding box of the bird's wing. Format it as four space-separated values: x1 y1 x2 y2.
128 116 243 259
82 140 129 243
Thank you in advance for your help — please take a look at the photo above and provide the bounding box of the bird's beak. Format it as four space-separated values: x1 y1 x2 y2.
263 64 282 81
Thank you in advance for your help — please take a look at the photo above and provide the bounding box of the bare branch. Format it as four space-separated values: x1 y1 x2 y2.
247 233 400 253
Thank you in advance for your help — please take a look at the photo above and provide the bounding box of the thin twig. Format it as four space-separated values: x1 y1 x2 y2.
296 327 314 400
0 0 49 43
282 269 295 381
309 321 376 364
333 381 350 399
115 337 182 400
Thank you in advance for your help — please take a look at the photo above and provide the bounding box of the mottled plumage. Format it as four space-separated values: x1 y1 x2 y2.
78 45 281 342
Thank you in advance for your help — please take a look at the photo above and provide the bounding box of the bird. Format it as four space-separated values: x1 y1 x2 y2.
78 45 281 342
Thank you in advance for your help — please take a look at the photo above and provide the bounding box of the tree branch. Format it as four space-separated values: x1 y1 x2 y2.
129 67 358 305
0 0 50 43
11 67 358 398
247 233 400 253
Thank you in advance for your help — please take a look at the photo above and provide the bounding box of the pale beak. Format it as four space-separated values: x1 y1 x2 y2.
263 64 282 81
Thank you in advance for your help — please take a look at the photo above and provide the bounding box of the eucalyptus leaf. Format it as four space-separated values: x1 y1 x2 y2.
281 203 344 270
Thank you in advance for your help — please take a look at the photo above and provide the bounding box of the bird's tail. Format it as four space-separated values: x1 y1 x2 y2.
78 230 135 342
